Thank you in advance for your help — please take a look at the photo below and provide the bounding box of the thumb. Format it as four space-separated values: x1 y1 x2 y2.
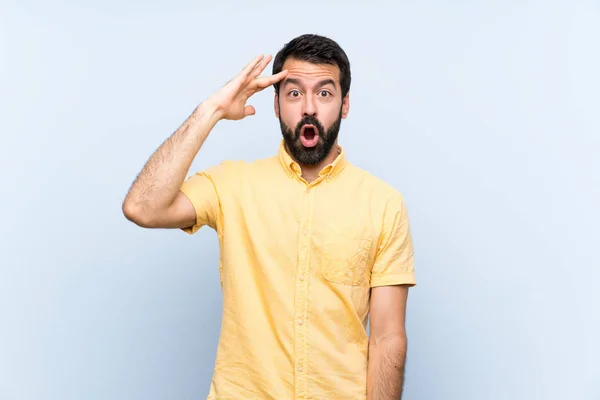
244 105 256 117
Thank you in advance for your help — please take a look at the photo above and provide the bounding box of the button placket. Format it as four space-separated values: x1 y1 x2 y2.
294 184 314 398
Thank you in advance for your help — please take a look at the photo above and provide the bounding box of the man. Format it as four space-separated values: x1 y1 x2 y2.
122 34 416 399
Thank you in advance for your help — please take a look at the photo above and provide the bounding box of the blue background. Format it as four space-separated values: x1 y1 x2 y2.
1 1 598 399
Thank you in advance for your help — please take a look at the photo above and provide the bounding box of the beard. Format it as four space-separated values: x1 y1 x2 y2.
279 108 343 165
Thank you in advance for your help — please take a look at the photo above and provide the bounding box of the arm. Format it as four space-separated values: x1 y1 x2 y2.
121 102 221 229
122 54 288 229
367 284 410 400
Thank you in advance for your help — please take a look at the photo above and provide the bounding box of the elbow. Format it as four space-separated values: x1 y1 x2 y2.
122 200 138 223
122 200 151 227
369 330 407 349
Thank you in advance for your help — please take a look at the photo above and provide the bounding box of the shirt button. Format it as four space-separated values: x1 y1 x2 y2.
303 229 307 235
298 366 303 372
298 318 303 325
299 274 305 281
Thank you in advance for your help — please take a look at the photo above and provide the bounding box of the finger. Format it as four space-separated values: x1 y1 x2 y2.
244 105 256 117
241 54 265 76
251 54 273 78
254 69 289 89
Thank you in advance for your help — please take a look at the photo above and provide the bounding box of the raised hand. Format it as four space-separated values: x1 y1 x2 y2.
206 54 288 121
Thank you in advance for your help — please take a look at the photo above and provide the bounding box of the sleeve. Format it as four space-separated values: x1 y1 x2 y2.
178 161 235 235
370 194 416 288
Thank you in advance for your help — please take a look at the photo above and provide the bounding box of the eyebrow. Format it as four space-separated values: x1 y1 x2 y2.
283 78 337 90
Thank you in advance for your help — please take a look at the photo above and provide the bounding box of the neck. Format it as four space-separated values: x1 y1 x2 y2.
297 141 340 183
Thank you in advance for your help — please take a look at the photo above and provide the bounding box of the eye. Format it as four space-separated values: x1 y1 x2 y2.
288 90 301 97
318 90 331 97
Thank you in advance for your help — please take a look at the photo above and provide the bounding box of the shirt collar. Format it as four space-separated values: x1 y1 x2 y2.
278 139 348 181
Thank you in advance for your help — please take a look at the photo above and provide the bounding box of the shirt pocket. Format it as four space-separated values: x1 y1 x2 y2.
321 225 374 286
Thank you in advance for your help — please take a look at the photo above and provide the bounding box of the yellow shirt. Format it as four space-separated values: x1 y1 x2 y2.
180 140 416 399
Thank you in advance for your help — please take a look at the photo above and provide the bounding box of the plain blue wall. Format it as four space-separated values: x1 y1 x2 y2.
1 1 598 399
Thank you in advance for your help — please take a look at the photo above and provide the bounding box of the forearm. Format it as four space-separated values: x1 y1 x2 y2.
367 333 407 400
123 102 221 216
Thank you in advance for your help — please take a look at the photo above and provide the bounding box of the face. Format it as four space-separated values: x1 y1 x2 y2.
275 58 350 165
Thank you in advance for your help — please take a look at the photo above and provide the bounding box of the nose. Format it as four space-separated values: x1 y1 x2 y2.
302 95 317 117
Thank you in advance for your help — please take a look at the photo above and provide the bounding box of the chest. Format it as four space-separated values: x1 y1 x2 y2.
230 177 381 286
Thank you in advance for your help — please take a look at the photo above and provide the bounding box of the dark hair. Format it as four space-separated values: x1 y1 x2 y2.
272 34 351 98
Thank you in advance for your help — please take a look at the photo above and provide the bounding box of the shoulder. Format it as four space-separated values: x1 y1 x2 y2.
197 155 279 182
345 162 407 206
345 164 414 247
245 154 280 173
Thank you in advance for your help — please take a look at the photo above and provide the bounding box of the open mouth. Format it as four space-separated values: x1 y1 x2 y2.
300 125 319 148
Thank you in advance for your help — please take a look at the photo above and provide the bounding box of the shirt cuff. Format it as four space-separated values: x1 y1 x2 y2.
370 272 416 288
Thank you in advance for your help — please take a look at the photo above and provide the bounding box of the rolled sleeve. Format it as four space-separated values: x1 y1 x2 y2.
370 195 416 288
179 161 235 235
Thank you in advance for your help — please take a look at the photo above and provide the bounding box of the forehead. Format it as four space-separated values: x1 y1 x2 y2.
281 58 340 86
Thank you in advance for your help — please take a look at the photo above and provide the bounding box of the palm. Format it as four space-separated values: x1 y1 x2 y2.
209 54 288 121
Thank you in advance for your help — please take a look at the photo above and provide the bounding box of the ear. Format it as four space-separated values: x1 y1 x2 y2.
274 93 280 118
341 92 350 119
